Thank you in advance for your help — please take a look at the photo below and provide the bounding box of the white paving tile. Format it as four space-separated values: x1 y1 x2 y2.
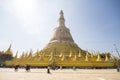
0 68 120 80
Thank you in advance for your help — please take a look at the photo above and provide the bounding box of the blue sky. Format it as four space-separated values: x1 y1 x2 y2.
0 0 120 57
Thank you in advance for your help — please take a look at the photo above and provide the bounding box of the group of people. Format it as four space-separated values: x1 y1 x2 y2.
14 65 51 73
14 64 31 72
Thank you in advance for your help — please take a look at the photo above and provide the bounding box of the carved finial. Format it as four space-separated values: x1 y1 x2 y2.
7 44 12 51
59 10 65 27
96 54 102 61
5 44 13 55
60 10 64 15
14 51 18 59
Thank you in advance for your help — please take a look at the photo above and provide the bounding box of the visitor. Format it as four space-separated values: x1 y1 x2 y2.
73 66 76 71
14 65 19 72
47 66 50 74
117 65 120 72
60 66 62 70
25 64 31 72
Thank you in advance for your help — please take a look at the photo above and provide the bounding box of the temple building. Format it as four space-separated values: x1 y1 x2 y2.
0 44 13 65
5 10 118 68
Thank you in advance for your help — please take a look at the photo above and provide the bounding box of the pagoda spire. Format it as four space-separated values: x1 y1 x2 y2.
58 10 65 27
5 44 13 55
14 51 18 59
7 44 12 52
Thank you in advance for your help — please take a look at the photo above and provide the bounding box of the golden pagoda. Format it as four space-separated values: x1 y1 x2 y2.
5 10 117 68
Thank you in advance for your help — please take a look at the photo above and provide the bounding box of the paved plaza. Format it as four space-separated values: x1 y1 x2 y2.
0 68 120 80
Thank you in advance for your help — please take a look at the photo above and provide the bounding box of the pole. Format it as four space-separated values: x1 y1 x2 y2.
113 44 120 58
114 44 120 72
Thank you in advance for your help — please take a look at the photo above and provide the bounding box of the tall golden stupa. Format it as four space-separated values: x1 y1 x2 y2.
5 10 117 68
41 10 85 56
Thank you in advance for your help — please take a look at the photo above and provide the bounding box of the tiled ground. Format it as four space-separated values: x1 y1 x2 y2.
0 68 120 80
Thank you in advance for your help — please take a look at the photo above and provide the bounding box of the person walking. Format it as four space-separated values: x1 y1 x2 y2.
25 64 31 72
14 65 19 72
47 66 50 74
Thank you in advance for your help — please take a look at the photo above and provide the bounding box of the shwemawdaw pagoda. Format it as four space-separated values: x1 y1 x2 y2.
4 10 119 68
